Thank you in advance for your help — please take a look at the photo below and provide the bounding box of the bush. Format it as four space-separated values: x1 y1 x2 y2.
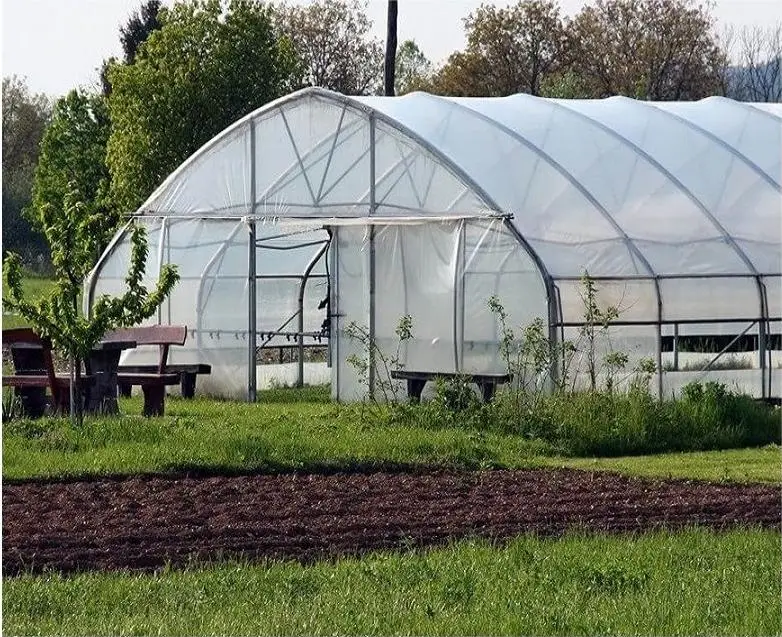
384 381 780 458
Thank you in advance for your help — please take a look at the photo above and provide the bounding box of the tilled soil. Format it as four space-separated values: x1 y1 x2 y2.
3 468 779 575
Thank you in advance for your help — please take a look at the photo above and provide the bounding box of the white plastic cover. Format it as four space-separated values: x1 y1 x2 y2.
88 88 781 398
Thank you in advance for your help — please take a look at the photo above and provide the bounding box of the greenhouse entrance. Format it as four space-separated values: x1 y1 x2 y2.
248 223 331 400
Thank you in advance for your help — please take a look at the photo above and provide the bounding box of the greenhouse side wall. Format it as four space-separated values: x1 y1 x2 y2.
332 218 548 402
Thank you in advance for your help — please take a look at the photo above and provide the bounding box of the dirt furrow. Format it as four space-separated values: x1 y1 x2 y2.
3 468 779 575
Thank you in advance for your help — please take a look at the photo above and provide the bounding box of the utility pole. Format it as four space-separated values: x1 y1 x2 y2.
384 0 398 96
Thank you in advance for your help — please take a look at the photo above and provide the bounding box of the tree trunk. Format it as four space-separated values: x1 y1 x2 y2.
384 0 398 96
75 356 83 426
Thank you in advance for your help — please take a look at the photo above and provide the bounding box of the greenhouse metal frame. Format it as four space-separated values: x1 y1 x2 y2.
86 88 782 401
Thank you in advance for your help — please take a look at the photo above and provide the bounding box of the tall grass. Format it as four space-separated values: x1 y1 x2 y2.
4 529 779 636
393 379 780 458
3 388 780 483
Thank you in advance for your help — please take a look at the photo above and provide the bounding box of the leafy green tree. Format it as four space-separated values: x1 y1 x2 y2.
395 40 433 95
101 0 163 96
274 0 384 95
430 0 567 97
30 89 115 262
4 187 179 425
2 76 51 267
107 0 299 214
566 0 726 100
120 0 162 64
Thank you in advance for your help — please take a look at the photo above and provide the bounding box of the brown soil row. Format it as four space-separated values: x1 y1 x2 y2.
3 468 779 576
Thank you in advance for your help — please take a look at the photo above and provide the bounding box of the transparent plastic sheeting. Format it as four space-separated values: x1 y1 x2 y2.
86 217 328 398
136 88 779 298
141 93 488 220
334 219 547 401
89 88 781 400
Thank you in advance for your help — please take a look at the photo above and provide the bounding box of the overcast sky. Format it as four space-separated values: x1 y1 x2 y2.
4 0 782 98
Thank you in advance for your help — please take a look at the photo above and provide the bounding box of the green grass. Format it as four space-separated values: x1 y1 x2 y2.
3 390 780 483
4 528 779 636
2 275 56 328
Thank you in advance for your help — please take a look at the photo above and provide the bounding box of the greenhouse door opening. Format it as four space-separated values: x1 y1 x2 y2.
249 224 331 398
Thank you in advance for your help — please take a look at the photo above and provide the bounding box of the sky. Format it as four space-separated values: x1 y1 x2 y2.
3 0 782 98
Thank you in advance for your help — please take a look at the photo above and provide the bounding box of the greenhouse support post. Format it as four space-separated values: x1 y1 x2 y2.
368 113 377 398
672 323 679 371
248 219 257 402
297 242 330 387
248 117 258 402
653 278 663 399
758 278 768 400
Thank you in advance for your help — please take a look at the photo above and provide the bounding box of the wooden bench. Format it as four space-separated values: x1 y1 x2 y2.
103 325 187 416
117 363 211 399
2 328 94 417
390 370 513 403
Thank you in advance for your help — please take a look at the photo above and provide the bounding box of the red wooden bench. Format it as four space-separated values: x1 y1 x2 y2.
103 325 187 417
2 328 94 416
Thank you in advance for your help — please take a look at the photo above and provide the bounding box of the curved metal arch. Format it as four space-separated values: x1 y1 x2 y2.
418 92 658 279
541 95 761 278
710 95 782 123
628 97 781 191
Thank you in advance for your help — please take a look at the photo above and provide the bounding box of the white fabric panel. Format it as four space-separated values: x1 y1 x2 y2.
378 223 459 373
634 239 749 276
531 239 650 277
143 125 251 216
561 96 775 266
561 325 658 392
654 98 781 188
372 120 487 216
361 93 623 248
334 226 369 401
765 276 781 320
660 278 761 321
462 220 547 373
555 279 658 323
497 96 718 245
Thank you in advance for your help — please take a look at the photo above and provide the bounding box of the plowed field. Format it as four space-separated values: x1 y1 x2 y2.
3 468 778 575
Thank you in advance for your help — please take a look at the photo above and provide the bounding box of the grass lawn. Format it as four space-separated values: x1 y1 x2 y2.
4 528 779 636
2 276 56 329
3 390 780 483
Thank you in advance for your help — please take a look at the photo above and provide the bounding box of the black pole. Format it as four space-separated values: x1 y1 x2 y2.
384 0 398 96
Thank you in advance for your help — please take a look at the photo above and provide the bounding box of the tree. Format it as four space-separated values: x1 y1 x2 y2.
274 0 384 95
2 76 51 267
4 187 179 425
724 24 781 102
565 0 726 100
430 0 567 97
120 0 162 64
395 40 433 95
107 0 300 214
100 1 164 97
30 90 115 263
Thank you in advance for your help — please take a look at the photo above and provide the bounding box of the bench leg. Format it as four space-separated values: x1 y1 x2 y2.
117 382 132 398
14 387 47 419
141 384 166 417
180 373 197 399
407 379 427 403
480 382 497 403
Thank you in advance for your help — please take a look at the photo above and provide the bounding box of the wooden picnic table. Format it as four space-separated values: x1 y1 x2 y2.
7 338 136 416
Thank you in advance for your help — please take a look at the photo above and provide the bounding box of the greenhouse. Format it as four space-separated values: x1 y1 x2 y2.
85 87 782 401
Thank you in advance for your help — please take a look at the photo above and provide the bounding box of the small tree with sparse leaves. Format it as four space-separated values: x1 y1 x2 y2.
3 186 179 425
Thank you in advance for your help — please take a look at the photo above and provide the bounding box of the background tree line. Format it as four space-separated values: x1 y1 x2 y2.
3 0 780 272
